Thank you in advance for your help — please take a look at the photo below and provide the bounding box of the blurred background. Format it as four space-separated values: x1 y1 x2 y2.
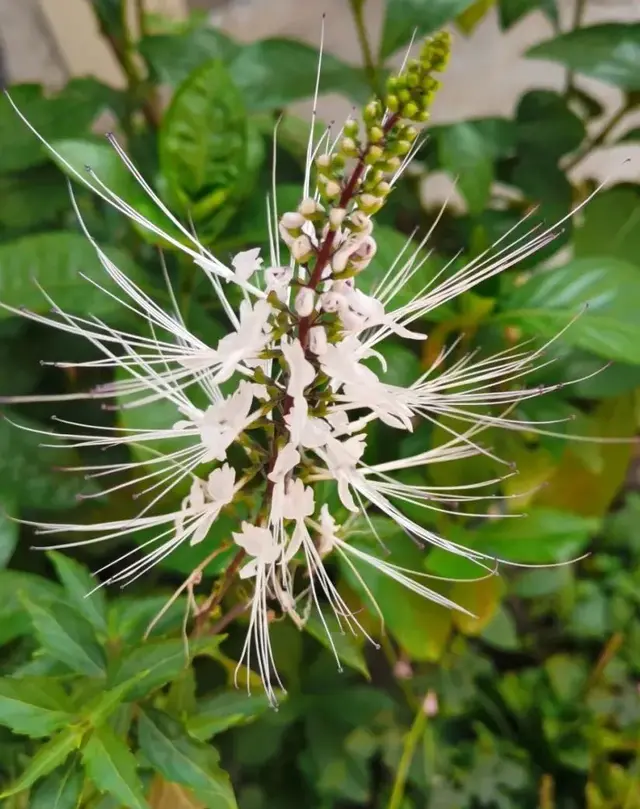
0 1 640 808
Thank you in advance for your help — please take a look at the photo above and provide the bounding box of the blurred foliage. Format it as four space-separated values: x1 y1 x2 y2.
0 0 639 806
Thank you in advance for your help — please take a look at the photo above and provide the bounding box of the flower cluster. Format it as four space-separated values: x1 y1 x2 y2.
2 32 588 704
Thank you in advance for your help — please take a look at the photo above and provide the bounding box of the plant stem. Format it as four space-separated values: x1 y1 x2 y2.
564 0 587 96
563 102 632 172
387 697 429 809
349 0 380 96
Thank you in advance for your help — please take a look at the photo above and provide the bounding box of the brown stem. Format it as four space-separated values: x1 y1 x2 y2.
193 548 246 636
207 600 250 636
563 102 632 172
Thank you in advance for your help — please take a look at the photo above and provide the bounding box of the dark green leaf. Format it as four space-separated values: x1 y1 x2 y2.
618 126 640 143
0 84 111 173
498 0 558 30
304 608 370 680
0 497 18 569
47 551 107 634
28 760 84 809
159 60 249 235
231 39 368 110
500 257 640 364
0 231 146 318
511 155 572 222
574 186 640 266
480 606 520 650
0 570 63 645
138 709 237 808
0 410 97 510
437 122 495 214
0 169 69 232
83 725 149 809
1 727 83 797
0 677 73 737
187 692 272 741
140 29 240 86
23 597 106 677
516 90 585 159
109 637 222 700
527 24 640 90
380 0 478 60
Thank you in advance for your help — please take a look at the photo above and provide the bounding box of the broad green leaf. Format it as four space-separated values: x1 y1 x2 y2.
380 0 478 60
159 60 249 232
453 508 599 564
140 29 240 86
0 677 73 737
500 258 640 364
138 709 237 808
108 594 189 642
0 232 146 318
0 168 69 232
83 677 147 727
0 410 96 510
28 760 84 809
0 570 62 645
109 637 222 700
498 0 558 30
0 496 18 568
187 692 272 740
527 24 640 91
83 725 149 809
574 186 640 266
304 608 370 680
47 551 107 634
0 83 112 174
1 727 83 797
511 155 572 222
23 597 106 677
516 90 585 159
437 122 494 215
456 0 496 34
230 39 368 110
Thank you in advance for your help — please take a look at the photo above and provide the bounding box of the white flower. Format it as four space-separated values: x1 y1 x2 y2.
231 247 263 284
233 523 281 577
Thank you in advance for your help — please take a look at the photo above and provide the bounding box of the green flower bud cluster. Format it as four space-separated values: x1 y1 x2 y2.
385 31 451 123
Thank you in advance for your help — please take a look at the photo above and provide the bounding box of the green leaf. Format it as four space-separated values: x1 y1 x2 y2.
618 125 640 143
28 760 84 809
511 155 572 222
0 570 63 645
187 692 272 741
109 637 222 700
159 60 249 232
0 231 146 318
140 29 240 86
456 508 599 563
0 168 69 232
304 608 370 680
574 186 640 266
456 0 496 34
516 90 585 159
480 606 520 650
0 410 96 510
47 551 107 634
500 257 640 364
0 677 73 737
22 597 106 677
0 83 111 173
498 0 558 30
380 0 479 60
0 497 18 569
527 24 640 90
437 122 495 214
83 725 149 809
138 709 237 808
230 39 368 110
1 727 83 798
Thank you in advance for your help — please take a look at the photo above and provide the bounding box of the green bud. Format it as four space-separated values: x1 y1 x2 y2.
402 101 419 120
315 154 331 175
406 73 419 89
382 156 401 173
375 181 391 197
344 117 359 137
368 125 384 143
364 100 382 123
340 136 359 157
385 94 400 113
404 125 419 142
416 109 430 123
365 145 384 165
393 139 412 156
386 76 398 93
398 89 411 104
331 153 346 169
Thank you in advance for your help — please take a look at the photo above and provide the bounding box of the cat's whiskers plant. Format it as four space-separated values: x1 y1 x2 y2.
1 31 600 704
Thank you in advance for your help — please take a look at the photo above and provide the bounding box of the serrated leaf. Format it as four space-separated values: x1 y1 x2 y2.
500 257 640 364
0 677 73 737
1 727 83 797
83 725 149 809
380 0 479 59
187 692 272 740
138 709 237 809
0 570 63 645
0 231 146 318
109 637 222 700
527 24 640 90
47 551 107 634
28 760 84 809
23 597 106 677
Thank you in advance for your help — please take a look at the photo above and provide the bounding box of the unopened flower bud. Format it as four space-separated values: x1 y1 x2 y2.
364 100 382 123
357 194 383 214
351 236 377 271
344 117 359 137
324 180 341 199
368 126 384 143
294 287 315 317
386 94 399 113
308 325 328 356
340 137 358 157
316 154 331 174
320 291 345 313
402 101 419 120
365 145 384 165
423 690 439 717
291 234 313 262
298 197 323 218
349 211 372 234
376 181 391 197
280 211 305 230
329 207 346 229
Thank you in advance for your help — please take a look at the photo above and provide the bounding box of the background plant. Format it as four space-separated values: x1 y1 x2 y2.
0 0 639 807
